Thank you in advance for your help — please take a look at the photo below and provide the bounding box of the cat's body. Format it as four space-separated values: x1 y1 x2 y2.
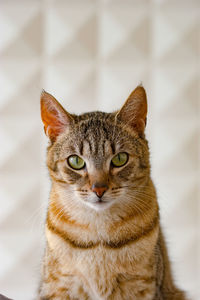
38 87 187 300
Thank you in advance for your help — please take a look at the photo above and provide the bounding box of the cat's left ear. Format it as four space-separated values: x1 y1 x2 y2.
40 90 73 142
116 85 147 135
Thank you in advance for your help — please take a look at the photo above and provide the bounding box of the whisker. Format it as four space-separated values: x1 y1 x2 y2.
50 202 68 227
25 202 48 224
124 192 154 214
126 189 155 199
131 191 156 201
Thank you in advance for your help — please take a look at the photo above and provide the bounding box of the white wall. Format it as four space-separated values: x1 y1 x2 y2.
0 0 199 299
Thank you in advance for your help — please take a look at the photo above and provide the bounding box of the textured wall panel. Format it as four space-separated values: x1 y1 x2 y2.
0 0 199 299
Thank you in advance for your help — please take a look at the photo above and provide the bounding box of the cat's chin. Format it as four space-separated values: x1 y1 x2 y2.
83 200 113 211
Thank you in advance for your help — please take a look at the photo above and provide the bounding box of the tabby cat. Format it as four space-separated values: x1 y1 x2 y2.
38 86 187 300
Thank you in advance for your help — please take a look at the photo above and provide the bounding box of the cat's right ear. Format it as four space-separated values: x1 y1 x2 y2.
116 85 147 136
40 90 73 142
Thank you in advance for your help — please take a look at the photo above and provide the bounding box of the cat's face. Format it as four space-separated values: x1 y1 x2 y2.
41 86 150 211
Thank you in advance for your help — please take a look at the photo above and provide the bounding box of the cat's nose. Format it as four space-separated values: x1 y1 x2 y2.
91 183 108 198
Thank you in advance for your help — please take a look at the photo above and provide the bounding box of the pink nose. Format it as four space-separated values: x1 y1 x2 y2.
92 183 108 198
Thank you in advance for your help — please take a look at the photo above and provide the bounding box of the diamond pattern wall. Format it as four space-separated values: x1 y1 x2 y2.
0 1 199 299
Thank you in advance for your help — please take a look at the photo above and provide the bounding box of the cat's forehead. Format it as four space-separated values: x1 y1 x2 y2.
71 113 119 157
57 112 131 157
77 113 115 140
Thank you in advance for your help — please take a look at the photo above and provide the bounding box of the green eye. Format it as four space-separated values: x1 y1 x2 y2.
68 155 85 170
111 152 128 167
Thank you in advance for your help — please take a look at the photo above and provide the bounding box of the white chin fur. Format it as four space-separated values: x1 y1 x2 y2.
83 200 113 211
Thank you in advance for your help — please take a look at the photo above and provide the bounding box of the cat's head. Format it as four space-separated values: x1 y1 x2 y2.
41 86 150 212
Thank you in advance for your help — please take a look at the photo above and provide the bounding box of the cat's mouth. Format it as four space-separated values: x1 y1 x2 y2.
84 198 113 211
95 198 105 204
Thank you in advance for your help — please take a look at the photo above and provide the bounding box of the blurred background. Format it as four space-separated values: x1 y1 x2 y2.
0 0 199 299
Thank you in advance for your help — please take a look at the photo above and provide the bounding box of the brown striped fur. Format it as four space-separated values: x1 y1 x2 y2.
38 86 188 299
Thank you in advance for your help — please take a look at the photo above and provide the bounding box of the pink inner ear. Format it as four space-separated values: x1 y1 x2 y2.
44 111 67 140
41 97 69 141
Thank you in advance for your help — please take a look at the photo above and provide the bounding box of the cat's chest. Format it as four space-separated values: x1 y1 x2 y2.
75 245 156 299
47 226 157 299
47 219 158 276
